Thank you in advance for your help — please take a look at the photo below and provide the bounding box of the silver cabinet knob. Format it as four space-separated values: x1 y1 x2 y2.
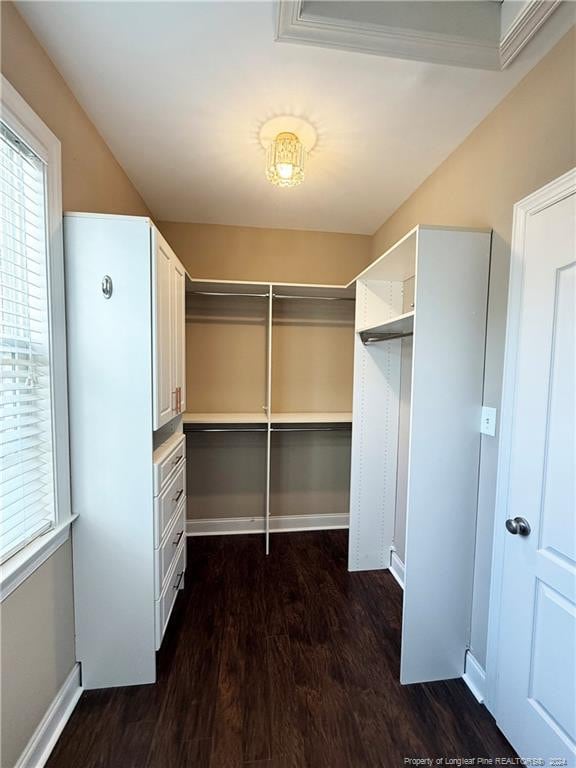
505 516 531 536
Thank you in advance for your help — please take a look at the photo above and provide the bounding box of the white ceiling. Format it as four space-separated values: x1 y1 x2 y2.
16 1 572 234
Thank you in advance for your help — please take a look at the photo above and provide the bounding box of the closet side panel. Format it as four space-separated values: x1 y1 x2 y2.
393 335 413 564
348 280 402 571
400 228 490 684
65 215 156 688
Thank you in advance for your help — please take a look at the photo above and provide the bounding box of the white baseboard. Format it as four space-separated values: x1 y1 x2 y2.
462 650 486 703
187 513 349 536
15 663 82 768
389 549 405 589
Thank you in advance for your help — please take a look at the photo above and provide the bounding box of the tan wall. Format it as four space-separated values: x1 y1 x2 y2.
1 2 151 216
371 27 575 669
159 221 372 285
0 5 153 766
0 543 76 768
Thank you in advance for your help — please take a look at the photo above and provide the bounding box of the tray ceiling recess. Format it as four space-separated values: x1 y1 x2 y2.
276 0 563 70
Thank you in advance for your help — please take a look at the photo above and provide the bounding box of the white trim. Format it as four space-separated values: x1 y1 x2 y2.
462 650 486 704
187 513 349 537
15 663 82 768
276 0 500 70
485 167 576 713
0 517 77 602
1 76 73 565
500 0 562 68
389 549 405 589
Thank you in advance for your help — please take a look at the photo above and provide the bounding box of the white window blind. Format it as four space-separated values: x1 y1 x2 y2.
0 120 56 564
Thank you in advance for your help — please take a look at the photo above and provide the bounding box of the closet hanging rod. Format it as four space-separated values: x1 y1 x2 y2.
184 427 268 433
271 426 351 432
360 330 413 345
272 293 355 302
187 290 269 298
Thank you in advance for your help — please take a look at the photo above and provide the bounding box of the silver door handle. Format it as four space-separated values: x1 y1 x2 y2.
505 516 531 536
173 571 184 590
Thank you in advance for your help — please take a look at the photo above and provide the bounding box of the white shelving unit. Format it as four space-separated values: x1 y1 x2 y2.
183 280 355 553
348 225 491 686
64 214 188 689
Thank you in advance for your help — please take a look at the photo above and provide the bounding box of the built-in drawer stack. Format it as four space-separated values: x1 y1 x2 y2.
153 432 187 649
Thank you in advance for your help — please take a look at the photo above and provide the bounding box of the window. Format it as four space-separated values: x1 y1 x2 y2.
0 77 71 580
0 121 56 561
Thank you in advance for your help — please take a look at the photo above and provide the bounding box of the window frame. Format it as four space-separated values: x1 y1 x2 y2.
0 75 74 601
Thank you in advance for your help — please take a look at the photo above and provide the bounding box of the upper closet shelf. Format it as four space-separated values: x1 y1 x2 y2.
181 412 352 432
271 412 352 424
182 412 268 432
358 311 414 345
186 279 355 301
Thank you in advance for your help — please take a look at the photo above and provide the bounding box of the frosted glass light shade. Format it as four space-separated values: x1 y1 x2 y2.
265 132 305 188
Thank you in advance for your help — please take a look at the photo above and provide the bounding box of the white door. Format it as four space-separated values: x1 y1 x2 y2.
492 174 575 764
152 230 174 428
172 258 186 413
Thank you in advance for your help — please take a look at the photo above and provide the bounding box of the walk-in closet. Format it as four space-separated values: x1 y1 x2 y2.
184 281 355 552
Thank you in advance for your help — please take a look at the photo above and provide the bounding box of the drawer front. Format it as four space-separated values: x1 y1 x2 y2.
154 434 185 496
155 540 186 650
154 499 186 598
154 462 186 546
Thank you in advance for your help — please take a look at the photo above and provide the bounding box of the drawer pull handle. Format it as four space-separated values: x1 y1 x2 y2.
172 530 184 548
172 489 184 504
172 454 183 467
173 571 184 590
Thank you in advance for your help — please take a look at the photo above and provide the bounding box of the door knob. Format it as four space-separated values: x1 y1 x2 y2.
505 516 531 536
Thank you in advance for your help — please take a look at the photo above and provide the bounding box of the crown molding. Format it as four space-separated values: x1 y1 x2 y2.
276 0 563 71
500 0 562 67
276 0 501 70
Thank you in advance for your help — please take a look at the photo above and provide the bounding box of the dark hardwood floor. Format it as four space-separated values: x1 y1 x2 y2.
47 531 515 767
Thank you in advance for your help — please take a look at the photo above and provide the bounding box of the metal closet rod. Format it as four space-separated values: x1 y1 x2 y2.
185 425 351 433
361 330 413 345
187 290 354 302
185 427 267 433
272 426 351 432
272 293 354 302
187 290 269 298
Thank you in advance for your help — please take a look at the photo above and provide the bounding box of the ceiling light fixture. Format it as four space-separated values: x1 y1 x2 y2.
266 131 305 188
259 116 317 190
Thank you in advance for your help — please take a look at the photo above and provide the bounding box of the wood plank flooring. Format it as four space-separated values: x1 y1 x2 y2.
46 531 516 767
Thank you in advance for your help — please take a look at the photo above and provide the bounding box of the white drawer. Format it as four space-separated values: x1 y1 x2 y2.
155 540 186 650
154 498 185 599
153 433 185 496
154 461 186 546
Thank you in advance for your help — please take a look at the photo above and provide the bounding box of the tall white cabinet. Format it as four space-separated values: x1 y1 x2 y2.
64 213 187 689
348 225 491 685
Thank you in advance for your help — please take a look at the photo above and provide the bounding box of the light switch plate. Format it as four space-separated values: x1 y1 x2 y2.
481 406 497 437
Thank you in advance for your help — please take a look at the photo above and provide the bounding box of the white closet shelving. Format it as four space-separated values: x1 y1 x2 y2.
64 214 188 689
348 225 491 686
184 279 355 550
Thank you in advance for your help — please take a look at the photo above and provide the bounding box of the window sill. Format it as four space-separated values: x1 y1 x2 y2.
0 516 78 602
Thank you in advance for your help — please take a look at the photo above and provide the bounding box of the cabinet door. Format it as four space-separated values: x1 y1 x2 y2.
152 230 174 429
172 258 186 413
